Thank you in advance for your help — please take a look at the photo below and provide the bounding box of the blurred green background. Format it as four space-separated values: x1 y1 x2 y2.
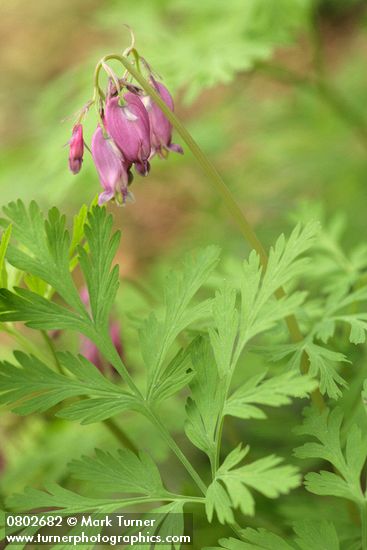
1 0 367 545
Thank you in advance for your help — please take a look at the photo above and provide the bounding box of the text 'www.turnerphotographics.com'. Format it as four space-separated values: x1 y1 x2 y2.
5 513 193 546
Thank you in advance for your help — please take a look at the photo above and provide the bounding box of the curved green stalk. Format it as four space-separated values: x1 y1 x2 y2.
108 55 325 407
101 55 268 264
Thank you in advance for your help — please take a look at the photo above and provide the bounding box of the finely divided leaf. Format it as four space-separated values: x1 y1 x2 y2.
0 287 89 332
206 520 339 550
4 201 83 312
0 351 140 423
78 207 121 330
206 444 300 524
6 484 155 514
0 203 121 344
185 338 223 464
293 520 339 550
236 222 318 359
314 286 367 345
294 407 367 504
142 246 220 400
69 449 166 496
209 283 239 378
149 347 194 403
270 341 348 400
225 369 317 420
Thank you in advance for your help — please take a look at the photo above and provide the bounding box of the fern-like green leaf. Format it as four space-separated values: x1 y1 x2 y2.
0 352 141 424
224 369 317 420
69 449 167 496
206 444 300 524
294 407 367 504
142 246 220 400
184 338 223 464
205 520 339 549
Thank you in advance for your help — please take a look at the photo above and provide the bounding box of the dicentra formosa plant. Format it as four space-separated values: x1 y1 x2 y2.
1 32 367 550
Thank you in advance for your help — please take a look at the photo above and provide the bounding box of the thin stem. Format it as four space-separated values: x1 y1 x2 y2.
108 55 325 413
103 418 138 453
144 408 208 495
114 55 268 265
41 330 63 374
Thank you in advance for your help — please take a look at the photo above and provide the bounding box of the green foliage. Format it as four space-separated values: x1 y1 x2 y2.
98 0 311 102
294 407 367 505
7 450 170 514
7 483 143 514
0 224 12 288
237 222 318 354
209 283 239 378
3 201 83 311
185 338 222 463
69 449 167 496
0 202 118 333
78 206 120 331
1 201 365 549
141 245 220 401
206 520 340 549
2 1 367 546
268 338 349 400
205 445 300 524
225 369 318 420
184 223 319 469
0 352 140 423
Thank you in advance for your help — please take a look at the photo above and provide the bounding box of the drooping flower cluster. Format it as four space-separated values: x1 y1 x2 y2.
68 61 183 205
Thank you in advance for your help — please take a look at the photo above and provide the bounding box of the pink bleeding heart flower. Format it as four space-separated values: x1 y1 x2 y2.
91 125 132 205
105 93 151 176
144 78 183 158
68 124 84 174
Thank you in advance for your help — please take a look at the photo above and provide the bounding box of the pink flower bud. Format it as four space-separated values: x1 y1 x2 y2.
105 93 151 176
68 124 84 174
91 125 132 205
144 78 183 158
